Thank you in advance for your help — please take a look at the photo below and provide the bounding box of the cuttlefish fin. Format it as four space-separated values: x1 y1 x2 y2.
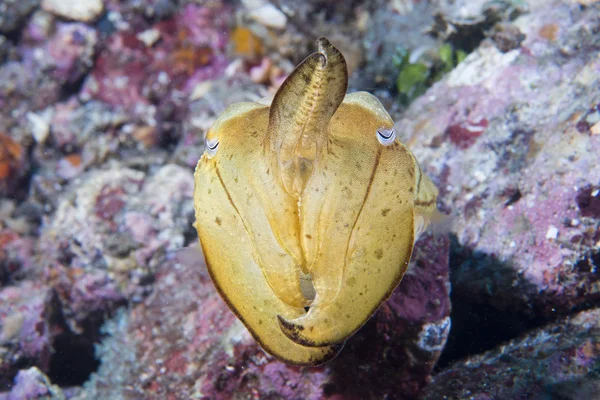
411 157 440 240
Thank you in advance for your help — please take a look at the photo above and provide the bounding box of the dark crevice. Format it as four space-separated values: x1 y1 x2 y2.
47 292 124 386
436 292 549 369
438 235 600 370
445 23 488 55
436 235 550 369
49 332 100 386
3 28 22 45
503 187 522 207
58 72 89 103
576 184 600 218
182 212 198 247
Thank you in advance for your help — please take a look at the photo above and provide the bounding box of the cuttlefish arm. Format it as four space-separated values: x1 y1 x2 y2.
194 104 342 365
264 37 347 201
278 93 426 347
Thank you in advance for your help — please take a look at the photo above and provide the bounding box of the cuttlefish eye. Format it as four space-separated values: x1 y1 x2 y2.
205 137 219 158
376 128 396 146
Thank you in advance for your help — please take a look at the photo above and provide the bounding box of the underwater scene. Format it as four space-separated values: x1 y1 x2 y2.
1 0 599 398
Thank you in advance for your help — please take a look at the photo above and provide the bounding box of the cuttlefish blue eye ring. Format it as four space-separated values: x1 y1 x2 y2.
205 138 219 158
376 128 396 146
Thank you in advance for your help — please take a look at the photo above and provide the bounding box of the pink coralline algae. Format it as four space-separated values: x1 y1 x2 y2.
82 4 229 111
445 119 488 150
399 2 600 322
0 282 54 389
38 164 194 332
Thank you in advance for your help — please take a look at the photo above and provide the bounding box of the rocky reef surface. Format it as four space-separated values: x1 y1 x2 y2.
0 0 599 399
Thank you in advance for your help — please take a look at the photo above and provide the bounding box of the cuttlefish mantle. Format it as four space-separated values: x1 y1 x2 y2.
193 37 439 365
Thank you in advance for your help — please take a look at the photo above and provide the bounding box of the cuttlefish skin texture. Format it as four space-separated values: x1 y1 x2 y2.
193 37 438 366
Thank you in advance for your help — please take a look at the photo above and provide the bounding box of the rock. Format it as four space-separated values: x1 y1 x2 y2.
27 111 51 144
136 28 161 47
74 234 450 399
0 0 40 34
421 307 600 399
82 4 229 113
46 23 98 84
0 19 98 135
242 0 287 30
489 23 526 53
48 99 120 150
0 133 26 196
0 61 59 134
56 154 84 180
41 0 104 22
0 227 35 282
0 367 65 400
105 0 178 20
430 0 529 41
39 163 194 331
0 282 55 389
396 0 600 359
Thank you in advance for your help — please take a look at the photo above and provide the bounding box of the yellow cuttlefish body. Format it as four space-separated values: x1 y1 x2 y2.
193 37 438 366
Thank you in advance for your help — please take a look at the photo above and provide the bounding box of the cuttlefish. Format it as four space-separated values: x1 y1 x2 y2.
193 37 439 366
